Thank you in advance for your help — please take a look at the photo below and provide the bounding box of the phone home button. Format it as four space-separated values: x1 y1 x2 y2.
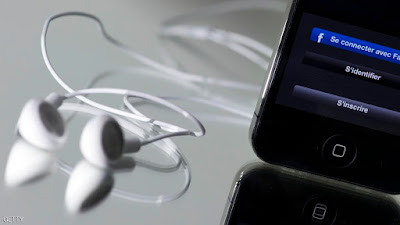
322 135 357 168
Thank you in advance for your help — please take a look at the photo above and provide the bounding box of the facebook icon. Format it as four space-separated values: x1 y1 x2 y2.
317 33 324 43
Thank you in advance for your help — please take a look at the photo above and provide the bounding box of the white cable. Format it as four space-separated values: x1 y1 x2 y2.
121 95 202 145
221 40 269 70
158 0 287 71
41 12 260 98
159 25 271 70
227 30 273 57
161 0 287 27
41 14 209 138
163 96 253 119
160 25 273 58
193 113 251 127
63 65 253 144
62 88 205 138
85 66 254 119
122 92 253 144
125 95 252 120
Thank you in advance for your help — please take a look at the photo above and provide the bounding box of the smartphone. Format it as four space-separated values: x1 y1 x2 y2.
222 164 400 225
250 0 400 193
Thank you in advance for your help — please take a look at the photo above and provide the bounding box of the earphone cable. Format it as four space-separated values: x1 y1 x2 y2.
159 25 271 70
41 12 260 96
63 88 205 138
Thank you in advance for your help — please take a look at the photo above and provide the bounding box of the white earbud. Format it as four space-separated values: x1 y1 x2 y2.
17 93 67 150
5 139 57 187
80 114 142 168
65 160 114 214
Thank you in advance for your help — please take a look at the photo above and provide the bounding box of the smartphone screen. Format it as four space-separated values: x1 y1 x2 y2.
276 12 400 136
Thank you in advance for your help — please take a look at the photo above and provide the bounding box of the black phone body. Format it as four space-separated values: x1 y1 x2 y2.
251 0 400 193
222 164 400 225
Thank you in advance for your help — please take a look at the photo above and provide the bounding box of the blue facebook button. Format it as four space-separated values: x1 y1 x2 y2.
310 27 400 65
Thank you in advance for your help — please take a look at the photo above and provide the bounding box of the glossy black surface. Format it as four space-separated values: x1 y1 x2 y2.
252 0 400 193
225 166 400 225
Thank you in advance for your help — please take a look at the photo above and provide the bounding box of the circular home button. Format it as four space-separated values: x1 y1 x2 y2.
322 135 357 168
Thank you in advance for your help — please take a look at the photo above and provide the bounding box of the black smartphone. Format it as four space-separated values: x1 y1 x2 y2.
250 0 400 193
222 164 400 225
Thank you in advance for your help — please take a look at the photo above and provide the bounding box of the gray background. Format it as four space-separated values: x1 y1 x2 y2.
0 0 290 224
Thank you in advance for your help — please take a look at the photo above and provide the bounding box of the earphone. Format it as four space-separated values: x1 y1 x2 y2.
11 102 191 204
17 88 204 167
17 97 67 150
10 2 286 211
58 103 191 205
5 139 57 187
80 114 141 167
65 160 114 213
